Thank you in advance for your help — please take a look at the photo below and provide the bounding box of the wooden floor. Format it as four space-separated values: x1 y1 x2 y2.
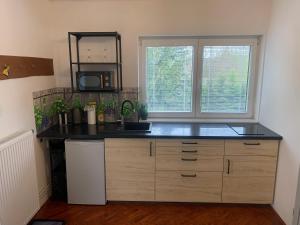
34 201 285 225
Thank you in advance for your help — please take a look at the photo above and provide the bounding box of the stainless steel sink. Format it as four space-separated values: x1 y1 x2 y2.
123 122 152 132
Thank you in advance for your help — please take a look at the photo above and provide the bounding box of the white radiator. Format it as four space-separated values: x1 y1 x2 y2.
0 131 39 225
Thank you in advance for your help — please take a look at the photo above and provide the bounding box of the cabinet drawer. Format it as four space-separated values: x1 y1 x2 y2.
224 156 277 177
156 171 222 202
222 176 275 204
225 140 279 156
157 146 224 156
156 139 224 148
157 154 223 171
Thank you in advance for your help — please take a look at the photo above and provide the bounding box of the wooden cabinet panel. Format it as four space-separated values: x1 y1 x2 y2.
156 139 224 148
224 156 277 177
105 138 155 201
157 146 224 156
222 176 275 204
156 171 222 202
225 140 279 156
157 154 223 171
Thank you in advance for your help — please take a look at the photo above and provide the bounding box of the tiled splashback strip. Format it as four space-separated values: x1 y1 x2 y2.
33 87 138 133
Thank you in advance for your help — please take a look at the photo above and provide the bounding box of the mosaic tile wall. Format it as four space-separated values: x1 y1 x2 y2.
33 87 139 133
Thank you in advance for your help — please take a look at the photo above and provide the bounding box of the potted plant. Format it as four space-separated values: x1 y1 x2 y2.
72 97 83 124
121 100 135 122
136 102 148 121
50 98 68 126
104 98 117 123
34 105 43 130
97 102 106 124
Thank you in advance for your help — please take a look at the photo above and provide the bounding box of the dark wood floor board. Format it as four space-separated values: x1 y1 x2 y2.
34 201 285 225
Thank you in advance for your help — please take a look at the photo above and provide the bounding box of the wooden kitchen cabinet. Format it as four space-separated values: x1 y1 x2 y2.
222 140 279 204
155 139 224 202
105 138 280 204
105 138 155 201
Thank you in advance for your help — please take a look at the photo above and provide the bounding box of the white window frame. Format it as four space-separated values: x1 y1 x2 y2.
139 36 259 119
197 38 258 119
139 38 198 118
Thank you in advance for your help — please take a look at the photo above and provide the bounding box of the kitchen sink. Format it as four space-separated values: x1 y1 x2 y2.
123 122 152 132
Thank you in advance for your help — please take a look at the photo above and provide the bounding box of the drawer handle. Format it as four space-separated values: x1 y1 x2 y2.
243 142 261 146
182 142 198 145
181 158 197 161
182 150 198 153
149 142 153 157
181 174 197 178
227 159 231 174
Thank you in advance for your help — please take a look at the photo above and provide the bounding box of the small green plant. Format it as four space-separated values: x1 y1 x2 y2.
121 101 135 118
122 107 133 118
34 105 43 129
50 98 68 115
96 102 106 115
72 97 83 110
136 102 148 121
104 98 117 114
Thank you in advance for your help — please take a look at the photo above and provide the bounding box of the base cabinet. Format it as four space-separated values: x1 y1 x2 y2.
105 138 279 204
222 140 279 204
105 138 155 201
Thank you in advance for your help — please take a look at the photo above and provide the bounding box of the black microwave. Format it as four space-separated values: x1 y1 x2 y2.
76 71 113 91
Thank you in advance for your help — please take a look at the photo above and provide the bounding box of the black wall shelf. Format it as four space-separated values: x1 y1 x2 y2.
68 32 123 93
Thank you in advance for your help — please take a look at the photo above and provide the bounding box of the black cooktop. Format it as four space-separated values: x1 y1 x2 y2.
230 124 267 135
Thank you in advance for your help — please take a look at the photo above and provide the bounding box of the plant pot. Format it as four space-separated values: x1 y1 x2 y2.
73 108 82 124
97 112 105 124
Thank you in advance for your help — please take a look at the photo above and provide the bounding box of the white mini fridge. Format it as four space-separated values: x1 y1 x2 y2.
65 140 106 205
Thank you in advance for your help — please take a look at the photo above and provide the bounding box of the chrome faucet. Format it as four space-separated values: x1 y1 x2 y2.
120 100 135 125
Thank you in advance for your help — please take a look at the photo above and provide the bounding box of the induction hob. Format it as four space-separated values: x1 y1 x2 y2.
229 124 265 135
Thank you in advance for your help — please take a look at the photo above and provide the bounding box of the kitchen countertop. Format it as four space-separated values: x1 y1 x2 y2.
37 122 282 140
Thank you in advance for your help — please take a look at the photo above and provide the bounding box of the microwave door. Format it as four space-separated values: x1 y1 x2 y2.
79 75 101 91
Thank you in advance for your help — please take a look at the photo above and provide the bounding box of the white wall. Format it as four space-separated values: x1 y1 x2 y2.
259 0 300 224
48 0 273 87
0 0 55 205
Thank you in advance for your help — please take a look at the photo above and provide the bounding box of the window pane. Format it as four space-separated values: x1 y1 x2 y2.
201 46 251 113
146 46 193 112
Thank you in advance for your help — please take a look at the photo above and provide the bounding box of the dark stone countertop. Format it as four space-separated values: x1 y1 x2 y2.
37 122 282 140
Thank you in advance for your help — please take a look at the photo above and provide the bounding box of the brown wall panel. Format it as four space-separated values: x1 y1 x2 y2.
0 55 54 80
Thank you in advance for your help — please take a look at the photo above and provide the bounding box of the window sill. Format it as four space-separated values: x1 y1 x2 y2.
147 117 258 123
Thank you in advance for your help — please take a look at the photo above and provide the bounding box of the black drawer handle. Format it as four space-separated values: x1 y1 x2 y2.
243 142 261 146
181 158 197 161
181 174 197 178
227 159 230 174
182 150 198 153
182 142 198 145
149 142 153 157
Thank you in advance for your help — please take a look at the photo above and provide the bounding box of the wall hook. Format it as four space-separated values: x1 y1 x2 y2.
2 64 10 76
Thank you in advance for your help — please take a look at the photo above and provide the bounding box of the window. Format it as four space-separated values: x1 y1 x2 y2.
201 46 251 113
146 46 194 113
140 37 258 119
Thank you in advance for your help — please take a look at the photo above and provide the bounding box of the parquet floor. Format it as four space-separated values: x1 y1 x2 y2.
34 200 285 225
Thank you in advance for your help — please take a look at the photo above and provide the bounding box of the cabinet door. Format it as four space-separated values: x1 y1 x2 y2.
222 176 275 204
105 138 155 201
224 156 277 177
222 156 277 203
